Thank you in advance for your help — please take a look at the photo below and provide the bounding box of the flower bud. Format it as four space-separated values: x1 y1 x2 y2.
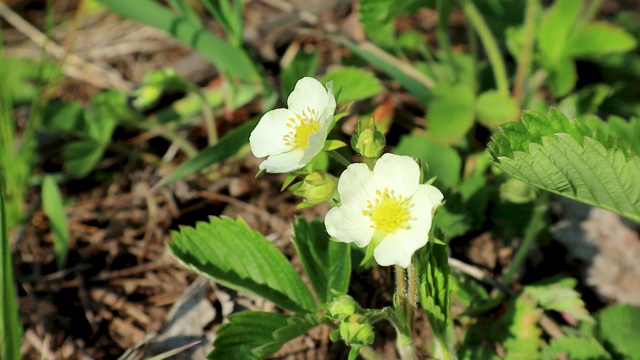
339 314 375 346
324 294 358 321
289 171 337 205
351 127 385 158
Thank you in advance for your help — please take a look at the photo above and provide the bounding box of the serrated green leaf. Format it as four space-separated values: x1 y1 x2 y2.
169 217 316 313
321 67 383 103
565 22 637 59
42 176 70 268
0 186 21 360
488 110 640 222
291 217 350 303
525 277 592 322
395 133 462 188
598 304 640 360
427 84 475 144
476 90 520 128
418 242 451 335
540 334 610 360
158 118 257 187
209 312 321 359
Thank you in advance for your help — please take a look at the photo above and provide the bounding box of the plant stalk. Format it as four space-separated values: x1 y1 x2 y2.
512 0 538 104
460 0 510 97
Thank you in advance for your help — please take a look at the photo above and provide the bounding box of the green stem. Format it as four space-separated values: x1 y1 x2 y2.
433 332 454 360
583 0 605 24
503 194 548 285
395 265 407 312
194 87 218 146
436 0 458 83
395 266 417 360
512 0 538 104
460 0 509 97
406 263 418 335
329 150 352 168
359 346 385 360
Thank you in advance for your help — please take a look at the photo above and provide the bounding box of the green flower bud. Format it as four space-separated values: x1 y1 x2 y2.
339 314 375 346
289 171 337 205
324 294 358 321
351 127 385 158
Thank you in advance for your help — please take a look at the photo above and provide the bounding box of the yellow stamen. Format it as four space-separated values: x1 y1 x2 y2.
282 107 320 149
362 188 412 233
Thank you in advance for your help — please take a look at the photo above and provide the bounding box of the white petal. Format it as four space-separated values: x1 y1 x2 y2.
258 149 305 173
321 81 337 121
337 163 376 209
325 205 374 248
372 184 443 268
374 227 429 267
407 184 444 232
373 154 420 198
287 77 330 115
298 127 328 165
249 108 294 158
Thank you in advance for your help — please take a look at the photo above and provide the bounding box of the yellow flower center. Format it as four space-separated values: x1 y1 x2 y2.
283 107 321 149
362 188 412 234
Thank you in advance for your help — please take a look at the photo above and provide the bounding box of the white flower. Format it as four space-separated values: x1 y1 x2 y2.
249 77 336 173
325 153 444 268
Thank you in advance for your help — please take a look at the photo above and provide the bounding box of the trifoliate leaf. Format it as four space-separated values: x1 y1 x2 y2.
169 217 316 313
488 109 640 222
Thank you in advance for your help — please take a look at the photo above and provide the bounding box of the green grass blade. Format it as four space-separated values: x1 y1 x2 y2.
167 0 203 29
97 0 260 83
157 117 257 187
0 185 22 360
41 175 70 269
323 35 433 104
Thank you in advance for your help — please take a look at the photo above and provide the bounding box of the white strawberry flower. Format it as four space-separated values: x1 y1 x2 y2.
325 153 444 268
249 77 336 173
